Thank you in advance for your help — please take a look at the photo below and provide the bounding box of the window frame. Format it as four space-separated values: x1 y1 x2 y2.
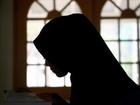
100 0 140 84
26 0 82 88
13 0 98 100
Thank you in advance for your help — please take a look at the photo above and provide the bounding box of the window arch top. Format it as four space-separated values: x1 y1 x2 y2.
112 0 127 10
101 0 140 17
27 0 82 19
38 0 54 11
129 0 140 10
27 1 48 18
101 0 121 17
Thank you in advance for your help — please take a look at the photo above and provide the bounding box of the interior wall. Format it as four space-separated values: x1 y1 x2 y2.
0 0 13 90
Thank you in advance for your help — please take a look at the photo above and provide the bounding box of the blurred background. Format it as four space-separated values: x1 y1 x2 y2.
0 0 140 100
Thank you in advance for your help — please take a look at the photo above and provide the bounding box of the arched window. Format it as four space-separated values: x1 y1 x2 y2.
100 0 140 84
26 0 82 87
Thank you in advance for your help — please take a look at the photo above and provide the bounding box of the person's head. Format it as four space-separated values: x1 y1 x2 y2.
33 13 99 76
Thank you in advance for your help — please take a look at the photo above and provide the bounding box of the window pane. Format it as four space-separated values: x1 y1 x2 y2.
120 41 138 62
46 66 64 87
27 20 44 41
56 0 71 11
101 19 118 40
136 7 140 16
106 42 119 61
129 0 140 10
121 64 138 84
27 43 45 64
39 0 54 11
62 1 82 16
65 72 71 87
27 2 48 18
27 65 45 87
101 0 121 17
120 19 137 40
112 0 127 10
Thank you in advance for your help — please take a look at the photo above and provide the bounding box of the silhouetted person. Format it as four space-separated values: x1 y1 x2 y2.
33 13 140 105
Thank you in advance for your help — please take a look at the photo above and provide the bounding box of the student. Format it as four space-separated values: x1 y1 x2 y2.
33 13 139 105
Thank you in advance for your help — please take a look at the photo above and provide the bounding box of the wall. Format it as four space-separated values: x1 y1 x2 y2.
0 0 13 90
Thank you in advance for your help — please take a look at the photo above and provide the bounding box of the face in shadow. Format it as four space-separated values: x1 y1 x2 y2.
33 13 93 77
